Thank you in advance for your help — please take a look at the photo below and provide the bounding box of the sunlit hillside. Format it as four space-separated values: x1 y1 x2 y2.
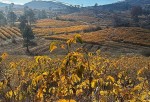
0 0 150 101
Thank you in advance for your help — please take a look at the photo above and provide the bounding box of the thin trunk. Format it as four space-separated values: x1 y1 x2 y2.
26 39 30 53
27 45 29 53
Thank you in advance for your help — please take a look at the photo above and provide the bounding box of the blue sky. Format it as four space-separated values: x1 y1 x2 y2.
0 0 124 6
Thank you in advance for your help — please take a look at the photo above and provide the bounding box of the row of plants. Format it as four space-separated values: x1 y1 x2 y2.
0 35 150 102
35 19 84 28
33 25 100 36
0 27 21 40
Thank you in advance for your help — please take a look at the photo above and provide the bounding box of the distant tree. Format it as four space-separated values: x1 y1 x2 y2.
112 14 130 27
19 18 27 32
37 10 47 19
140 9 150 29
93 3 99 16
7 11 17 26
94 3 98 7
131 6 142 22
23 25 34 52
19 20 34 53
24 8 35 25
8 3 14 12
5 6 9 16
41 10 47 19
18 15 27 22
0 11 7 26
112 15 122 27
142 9 150 17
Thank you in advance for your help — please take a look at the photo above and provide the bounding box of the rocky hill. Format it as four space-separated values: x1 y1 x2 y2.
24 1 68 10
89 0 150 11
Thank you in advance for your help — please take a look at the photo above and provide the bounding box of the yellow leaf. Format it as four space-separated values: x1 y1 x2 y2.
100 91 108 95
6 90 13 98
129 99 136 102
133 83 142 91
57 99 76 102
118 72 122 78
35 56 41 63
91 79 97 88
35 75 43 82
19 93 23 101
57 99 67 102
71 74 80 83
61 44 65 49
76 89 83 95
0 82 3 90
10 62 17 69
137 68 144 75
75 34 81 39
1 52 8 60
75 34 83 44
21 69 25 77
61 76 66 83
88 52 93 56
107 76 115 83
43 72 49 76
32 79 36 86
50 42 57 52
69 99 76 102
37 88 43 99
67 38 76 46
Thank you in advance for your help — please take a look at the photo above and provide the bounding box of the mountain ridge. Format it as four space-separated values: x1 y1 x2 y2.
0 0 149 10
24 1 69 10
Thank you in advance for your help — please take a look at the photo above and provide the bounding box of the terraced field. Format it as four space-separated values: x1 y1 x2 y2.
35 19 85 28
33 25 101 36
0 20 149 57
44 27 150 47
0 27 21 43
42 27 150 56
26 27 150 56
58 12 112 28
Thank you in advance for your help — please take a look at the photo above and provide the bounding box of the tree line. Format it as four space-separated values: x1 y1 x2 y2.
0 4 49 54
0 3 48 27
112 6 150 28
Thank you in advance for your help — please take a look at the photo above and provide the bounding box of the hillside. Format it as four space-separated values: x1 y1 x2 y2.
32 18 150 56
125 0 150 6
24 1 68 10
0 1 150 102
44 27 150 46
0 2 9 7
88 0 150 12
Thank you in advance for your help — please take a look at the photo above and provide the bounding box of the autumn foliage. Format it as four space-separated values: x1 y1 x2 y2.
0 35 150 102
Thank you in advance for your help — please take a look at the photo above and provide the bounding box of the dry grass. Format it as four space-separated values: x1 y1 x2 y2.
44 27 150 46
59 15 99 23
35 19 84 28
33 25 100 36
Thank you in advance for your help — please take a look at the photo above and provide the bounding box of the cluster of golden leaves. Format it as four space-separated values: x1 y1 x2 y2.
0 35 150 102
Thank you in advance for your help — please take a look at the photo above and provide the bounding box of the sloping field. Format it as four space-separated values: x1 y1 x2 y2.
58 12 112 28
59 15 99 23
58 11 100 23
33 25 100 36
44 27 150 47
35 19 85 28
0 27 21 41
